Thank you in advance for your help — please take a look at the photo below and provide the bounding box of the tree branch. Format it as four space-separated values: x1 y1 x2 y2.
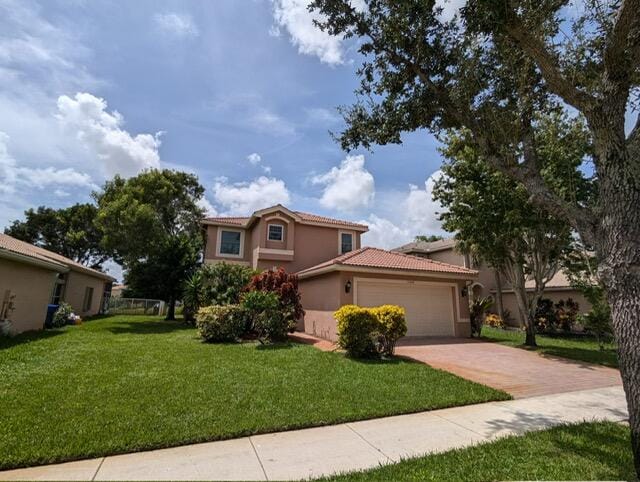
604 0 640 83
504 23 595 115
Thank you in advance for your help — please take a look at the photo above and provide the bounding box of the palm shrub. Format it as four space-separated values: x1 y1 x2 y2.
470 296 493 337
195 305 246 342
372 305 407 356
183 270 205 323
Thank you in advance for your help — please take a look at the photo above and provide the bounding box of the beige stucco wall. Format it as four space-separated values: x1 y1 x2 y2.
0 258 58 334
205 215 364 274
299 270 473 341
499 289 592 327
64 270 107 317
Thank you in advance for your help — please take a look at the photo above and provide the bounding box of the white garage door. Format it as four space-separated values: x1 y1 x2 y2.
355 280 455 336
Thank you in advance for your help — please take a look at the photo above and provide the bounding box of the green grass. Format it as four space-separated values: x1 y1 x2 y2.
482 326 618 368
0 316 508 470
327 422 635 481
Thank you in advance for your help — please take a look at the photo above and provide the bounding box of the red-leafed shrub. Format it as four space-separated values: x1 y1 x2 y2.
246 268 305 322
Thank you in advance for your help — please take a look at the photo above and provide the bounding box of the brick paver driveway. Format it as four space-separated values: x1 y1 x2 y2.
396 337 622 399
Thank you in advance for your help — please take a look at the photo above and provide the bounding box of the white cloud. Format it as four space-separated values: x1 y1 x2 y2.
248 108 296 136
271 0 345 65
305 107 341 125
154 12 199 38
197 197 218 217
0 131 95 195
435 0 466 22
212 176 291 216
311 154 374 211
247 153 262 165
56 93 162 178
361 170 446 249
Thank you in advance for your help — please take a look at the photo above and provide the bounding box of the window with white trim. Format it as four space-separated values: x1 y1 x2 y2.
268 224 284 241
340 232 354 254
220 230 242 255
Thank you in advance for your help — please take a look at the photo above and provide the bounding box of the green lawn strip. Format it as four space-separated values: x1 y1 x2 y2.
0 316 508 470
326 422 634 481
481 326 618 368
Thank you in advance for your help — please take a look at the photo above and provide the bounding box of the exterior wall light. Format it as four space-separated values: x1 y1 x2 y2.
345 281 352 294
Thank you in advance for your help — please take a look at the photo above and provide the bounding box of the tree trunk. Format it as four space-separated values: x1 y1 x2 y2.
593 131 640 475
165 298 176 321
494 270 505 321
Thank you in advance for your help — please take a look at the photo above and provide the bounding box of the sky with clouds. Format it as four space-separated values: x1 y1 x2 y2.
0 0 453 267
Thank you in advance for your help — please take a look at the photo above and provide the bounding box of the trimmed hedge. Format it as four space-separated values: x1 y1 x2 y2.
195 305 246 342
335 304 407 358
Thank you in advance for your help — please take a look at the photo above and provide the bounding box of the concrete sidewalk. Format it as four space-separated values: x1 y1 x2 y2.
0 386 628 481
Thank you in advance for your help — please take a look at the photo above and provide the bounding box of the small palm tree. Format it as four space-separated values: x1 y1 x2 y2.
470 296 493 338
182 271 204 323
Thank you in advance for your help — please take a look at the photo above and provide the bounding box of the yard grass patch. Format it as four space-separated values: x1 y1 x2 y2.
327 422 634 481
482 326 618 368
0 316 508 470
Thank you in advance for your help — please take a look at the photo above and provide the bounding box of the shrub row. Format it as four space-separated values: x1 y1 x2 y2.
335 304 407 358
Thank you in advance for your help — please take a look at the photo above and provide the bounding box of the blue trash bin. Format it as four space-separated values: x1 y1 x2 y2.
45 304 59 328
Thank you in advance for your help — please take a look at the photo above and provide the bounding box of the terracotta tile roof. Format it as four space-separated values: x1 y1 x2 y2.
203 216 250 226
297 247 478 277
293 211 368 230
203 207 368 230
0 233 114 281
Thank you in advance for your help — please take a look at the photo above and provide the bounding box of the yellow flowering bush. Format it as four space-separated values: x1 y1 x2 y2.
335 304 407 358
371 305 407 355
484 313 505 328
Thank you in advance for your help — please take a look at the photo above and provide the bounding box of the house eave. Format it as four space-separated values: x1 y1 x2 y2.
297 264 478 281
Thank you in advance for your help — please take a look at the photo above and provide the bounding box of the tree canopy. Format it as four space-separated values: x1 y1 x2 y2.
5 204 108 269
94 169 206 319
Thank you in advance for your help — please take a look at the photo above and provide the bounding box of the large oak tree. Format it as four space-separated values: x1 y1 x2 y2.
312 0 640 472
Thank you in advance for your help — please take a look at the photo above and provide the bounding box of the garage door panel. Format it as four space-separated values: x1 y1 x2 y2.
356 280 455 336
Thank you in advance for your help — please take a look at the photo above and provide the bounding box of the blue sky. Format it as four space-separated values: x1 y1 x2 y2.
0 0 454 262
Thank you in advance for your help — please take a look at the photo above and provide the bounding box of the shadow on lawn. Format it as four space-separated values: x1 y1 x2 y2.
0 328 66 349
108 320 194 335
540 347 619 369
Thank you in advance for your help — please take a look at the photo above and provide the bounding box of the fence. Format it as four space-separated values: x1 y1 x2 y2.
107 298 167 316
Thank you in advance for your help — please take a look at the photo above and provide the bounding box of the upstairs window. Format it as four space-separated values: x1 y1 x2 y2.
340 232 354 254
220 230 242 256
268 224 284 241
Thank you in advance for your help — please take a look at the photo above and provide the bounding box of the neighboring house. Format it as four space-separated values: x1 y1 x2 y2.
393 238 592 326
0 233 114 335
111 283 126 298
203 205 478 341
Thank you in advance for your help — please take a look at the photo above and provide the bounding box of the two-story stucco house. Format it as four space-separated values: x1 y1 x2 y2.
202 205 478 341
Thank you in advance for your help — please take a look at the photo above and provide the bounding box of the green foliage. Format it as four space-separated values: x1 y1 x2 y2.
335 305 379 358
246 268 304 321
470 296 493 337
578 287 613 350
414 235 444 243
195 305 246 343
202 263 256 306
335 305 407 358
5 204 108 269
52 302 73 328
94 170 205 319
371 305 407 356
241 290 291 343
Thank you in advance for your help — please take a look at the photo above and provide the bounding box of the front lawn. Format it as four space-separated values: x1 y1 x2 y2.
328 422 634 481
482 326 618 368
0 316 508 470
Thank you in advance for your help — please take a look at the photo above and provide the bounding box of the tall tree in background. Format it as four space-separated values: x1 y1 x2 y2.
5 204 108 269
94 170 205 320
434 118 585 345
312 0 639 470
